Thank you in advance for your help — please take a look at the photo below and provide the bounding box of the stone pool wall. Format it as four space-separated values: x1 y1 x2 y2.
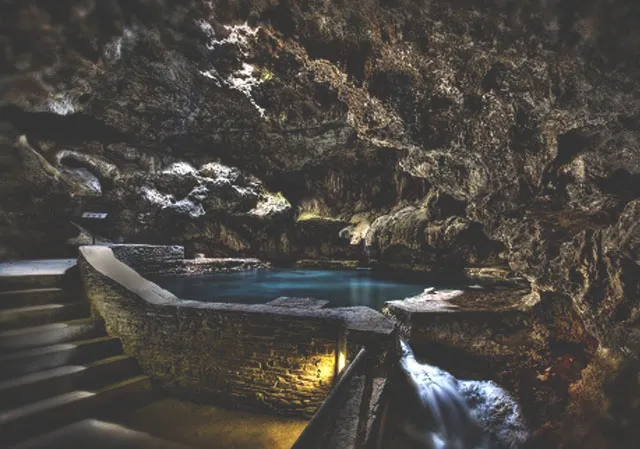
109 244 185 268
78 245 346 417
107 243 266 276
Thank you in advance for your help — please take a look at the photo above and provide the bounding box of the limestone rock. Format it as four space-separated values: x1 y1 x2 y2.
2 1 640 445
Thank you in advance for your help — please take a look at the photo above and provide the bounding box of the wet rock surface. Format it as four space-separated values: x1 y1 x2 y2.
384 289 600 439
1 1 640 447
384 340 528 449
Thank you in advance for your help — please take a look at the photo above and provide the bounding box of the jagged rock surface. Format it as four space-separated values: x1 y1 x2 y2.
1 1 640 447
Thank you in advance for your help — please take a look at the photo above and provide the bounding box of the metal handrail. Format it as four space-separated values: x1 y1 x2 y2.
291 347 369 449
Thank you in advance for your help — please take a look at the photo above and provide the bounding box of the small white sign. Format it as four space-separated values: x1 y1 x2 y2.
82 212 108 219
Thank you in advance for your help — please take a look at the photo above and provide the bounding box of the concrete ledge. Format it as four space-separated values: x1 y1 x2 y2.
82 246 178 306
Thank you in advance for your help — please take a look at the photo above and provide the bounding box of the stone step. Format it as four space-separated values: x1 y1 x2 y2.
0 376 152 446
0 274 65 292
0 288 75 310
0 259 76 293
0 302 90 331
0 355 140 411
0 336 123 380
0 318 103 353
10 419 190 449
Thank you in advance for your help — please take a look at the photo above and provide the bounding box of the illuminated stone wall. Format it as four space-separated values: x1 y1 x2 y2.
78 246 345 417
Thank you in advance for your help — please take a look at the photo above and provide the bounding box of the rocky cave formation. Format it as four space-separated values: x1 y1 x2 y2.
1 0 639 447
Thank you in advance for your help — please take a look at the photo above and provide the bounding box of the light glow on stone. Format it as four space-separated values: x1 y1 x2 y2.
337 349 347 374
314 355 336 383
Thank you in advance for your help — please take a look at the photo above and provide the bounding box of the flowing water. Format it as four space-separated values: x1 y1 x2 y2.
392 340 528 449
149 268 450 309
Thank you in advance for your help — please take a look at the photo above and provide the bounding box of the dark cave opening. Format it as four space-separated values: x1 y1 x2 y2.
481 63 500 92
597 169 640 199
0 105 128 144
541 128 591 193
592 169 640 224
59 155 90 170
556 129 590 166
56 152 118 193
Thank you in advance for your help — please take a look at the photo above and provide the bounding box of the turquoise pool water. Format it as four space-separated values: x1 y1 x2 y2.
150 268 435 309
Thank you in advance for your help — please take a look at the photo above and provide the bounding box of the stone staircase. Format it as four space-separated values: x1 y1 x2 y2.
0 261 152 447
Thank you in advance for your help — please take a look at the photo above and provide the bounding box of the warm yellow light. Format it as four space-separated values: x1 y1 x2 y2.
337 350 347 374
314 356 337 382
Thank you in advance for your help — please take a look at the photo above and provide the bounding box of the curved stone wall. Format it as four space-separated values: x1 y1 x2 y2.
78 245 346 417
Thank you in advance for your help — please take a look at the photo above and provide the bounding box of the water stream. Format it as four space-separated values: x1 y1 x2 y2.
393 340 528 449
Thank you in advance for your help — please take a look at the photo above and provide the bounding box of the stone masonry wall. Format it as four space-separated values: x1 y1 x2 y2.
108 244 185 269
78 246 345 417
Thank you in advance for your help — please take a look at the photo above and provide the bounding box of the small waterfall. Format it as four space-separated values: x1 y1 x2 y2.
394 339 528 449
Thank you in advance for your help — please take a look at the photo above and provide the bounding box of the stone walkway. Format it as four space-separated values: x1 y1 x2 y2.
115 398 307 449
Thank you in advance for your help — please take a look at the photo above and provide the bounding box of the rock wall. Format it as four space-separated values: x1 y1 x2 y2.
2 1 640 446
78 246 346 416
384 289 598 430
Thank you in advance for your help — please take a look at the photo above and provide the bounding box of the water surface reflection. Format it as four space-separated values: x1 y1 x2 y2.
151 268 439 309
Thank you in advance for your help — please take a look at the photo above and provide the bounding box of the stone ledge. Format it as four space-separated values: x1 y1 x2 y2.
0 259 77 277
384 288 537 321
141 258 267 276
81 246 339 320
333 307 396 345
87 245 397 348
382 287 541 375
267 297 330 309
108 244 185 268
106 243 268 276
